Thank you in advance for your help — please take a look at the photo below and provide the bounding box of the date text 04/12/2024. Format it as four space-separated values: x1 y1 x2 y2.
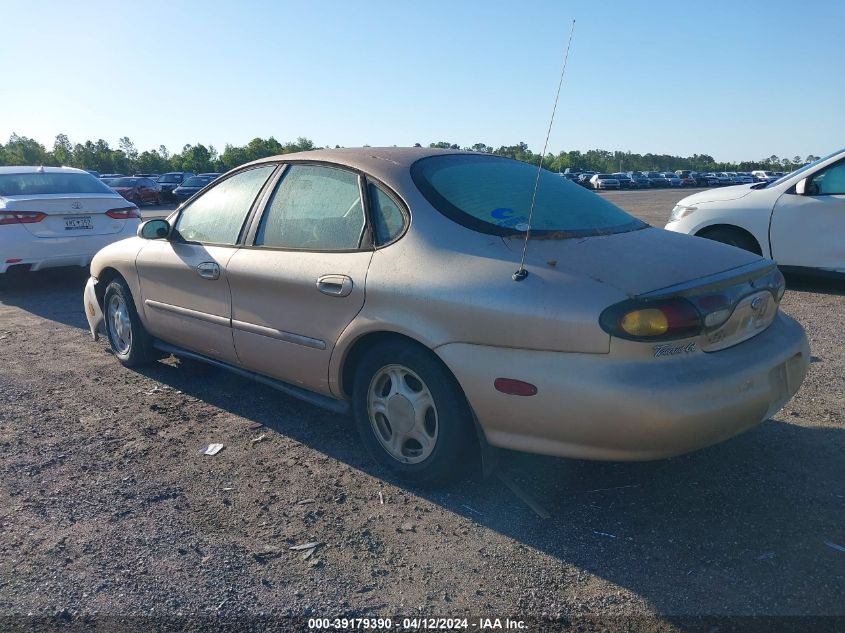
307 618 527 630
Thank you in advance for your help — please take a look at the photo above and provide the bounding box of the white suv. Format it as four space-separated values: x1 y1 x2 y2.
666 149 845 276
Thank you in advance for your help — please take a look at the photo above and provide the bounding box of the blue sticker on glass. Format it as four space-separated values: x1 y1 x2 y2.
491 208 515 219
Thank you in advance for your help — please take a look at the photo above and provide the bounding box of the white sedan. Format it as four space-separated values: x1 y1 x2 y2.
666 148 845 276
0 166 141 276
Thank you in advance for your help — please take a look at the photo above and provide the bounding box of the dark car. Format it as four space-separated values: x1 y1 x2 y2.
612 173 635 189
576 172 596 187
626 171 651 188
171 175 217 203
691 172 718 187
643 171 670 187
157 172 195 200
108 177 161 206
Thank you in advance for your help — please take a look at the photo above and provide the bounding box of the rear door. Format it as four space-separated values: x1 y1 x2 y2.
769 158 845 272
227 163 374 396
135 164 278 364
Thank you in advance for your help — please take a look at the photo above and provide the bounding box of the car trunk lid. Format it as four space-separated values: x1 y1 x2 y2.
0 194 133 237
503 226 760 296
504 227 782 351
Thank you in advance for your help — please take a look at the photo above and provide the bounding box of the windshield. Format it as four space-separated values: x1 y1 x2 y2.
0 172 114 196
109 177 140 187
182 176 212 187
411 154 646 237
158 174 182 183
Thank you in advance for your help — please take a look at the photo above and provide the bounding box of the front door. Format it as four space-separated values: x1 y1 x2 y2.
227 164 373 396
770 159 845 272
136 164 278 364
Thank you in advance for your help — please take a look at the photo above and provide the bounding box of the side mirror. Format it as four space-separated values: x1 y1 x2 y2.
794 177 808 195
137 218 170 240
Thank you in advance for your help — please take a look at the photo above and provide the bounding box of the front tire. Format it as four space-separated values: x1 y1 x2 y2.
352 341 475 484
103 279 156 367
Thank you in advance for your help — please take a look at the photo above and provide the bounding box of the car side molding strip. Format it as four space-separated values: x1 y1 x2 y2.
232 319 326 350
144 299 230 327
152 340 350 415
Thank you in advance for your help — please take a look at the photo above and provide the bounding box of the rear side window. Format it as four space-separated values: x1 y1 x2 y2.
255 165 365 251
174 165 275 245
0 172 114 196
369 183 405 245
411 154 645 237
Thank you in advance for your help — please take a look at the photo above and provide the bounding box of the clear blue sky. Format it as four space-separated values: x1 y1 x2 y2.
2 0 842 162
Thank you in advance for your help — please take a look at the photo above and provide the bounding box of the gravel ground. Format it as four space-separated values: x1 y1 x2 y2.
1 189 843 631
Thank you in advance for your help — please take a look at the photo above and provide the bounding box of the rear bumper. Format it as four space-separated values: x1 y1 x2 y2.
436 313 809 461
0 225 138 274
83 276 104 340
1 253 94 274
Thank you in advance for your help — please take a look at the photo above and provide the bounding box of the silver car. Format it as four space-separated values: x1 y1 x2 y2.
83 148 809 483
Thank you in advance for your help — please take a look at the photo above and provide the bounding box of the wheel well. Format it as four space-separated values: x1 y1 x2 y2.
340 330 485 461
94 267 124 304
695 224 763 255
340 331 438 398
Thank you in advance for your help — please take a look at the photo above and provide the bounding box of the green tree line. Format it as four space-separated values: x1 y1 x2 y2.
0 132 820 175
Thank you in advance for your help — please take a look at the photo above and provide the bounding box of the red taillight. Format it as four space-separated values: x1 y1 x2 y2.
600 297 702 341
494 378 538 396
0 211 47 226
106 207 141 219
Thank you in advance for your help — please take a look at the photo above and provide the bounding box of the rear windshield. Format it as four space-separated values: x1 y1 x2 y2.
182 177 211 187
411 154 646 237
0 172 114 196
158 174 182 183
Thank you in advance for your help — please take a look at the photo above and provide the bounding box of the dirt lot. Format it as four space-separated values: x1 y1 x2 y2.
1 189 843 630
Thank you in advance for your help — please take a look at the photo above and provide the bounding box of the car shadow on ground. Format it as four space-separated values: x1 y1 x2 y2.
784 272 845 297
134 357 845 622
0 268 91 329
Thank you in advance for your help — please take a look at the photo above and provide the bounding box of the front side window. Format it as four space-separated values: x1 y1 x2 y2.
174 165 275 245
808 161 845 195
255 164 365 250
411 154 645 237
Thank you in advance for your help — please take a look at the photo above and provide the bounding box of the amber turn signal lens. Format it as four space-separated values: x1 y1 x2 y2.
620 308 669 337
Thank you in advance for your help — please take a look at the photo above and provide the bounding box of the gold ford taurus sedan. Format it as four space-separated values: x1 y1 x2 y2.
83 148 810 483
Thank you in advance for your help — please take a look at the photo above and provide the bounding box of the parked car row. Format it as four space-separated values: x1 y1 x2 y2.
91 171 221 205
563 168 785 190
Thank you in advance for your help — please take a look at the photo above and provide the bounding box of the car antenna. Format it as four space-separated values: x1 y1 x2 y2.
513 19 576 282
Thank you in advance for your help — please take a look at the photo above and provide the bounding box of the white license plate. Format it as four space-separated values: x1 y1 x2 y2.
64 216 93 231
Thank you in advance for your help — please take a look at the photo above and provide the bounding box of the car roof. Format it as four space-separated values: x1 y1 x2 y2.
0 165 88 175
246 147 473 183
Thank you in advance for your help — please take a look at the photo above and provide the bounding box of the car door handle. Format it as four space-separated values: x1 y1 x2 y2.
316 274 353 297
197 262 220 280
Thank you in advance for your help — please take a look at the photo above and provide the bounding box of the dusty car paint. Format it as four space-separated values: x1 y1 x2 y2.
85 147 810 463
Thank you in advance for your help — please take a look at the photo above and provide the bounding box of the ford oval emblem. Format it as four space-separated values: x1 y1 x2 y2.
71 201 82 210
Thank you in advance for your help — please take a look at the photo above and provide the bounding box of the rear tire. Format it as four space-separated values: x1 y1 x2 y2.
103 278 156 367
352 341 475 485
698 226 762 255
